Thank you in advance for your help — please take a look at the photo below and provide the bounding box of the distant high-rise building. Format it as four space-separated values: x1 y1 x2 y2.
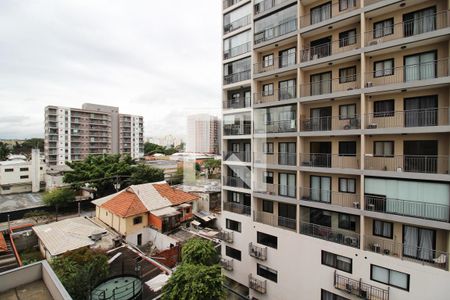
186 114 220 154
44 103 144 165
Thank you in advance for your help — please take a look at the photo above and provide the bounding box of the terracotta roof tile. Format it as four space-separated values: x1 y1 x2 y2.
153 183 198 205
101 190 148 218
0 232 7 252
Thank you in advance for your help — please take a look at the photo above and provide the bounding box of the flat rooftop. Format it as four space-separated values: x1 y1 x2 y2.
0 193 44 213
0 280 52 300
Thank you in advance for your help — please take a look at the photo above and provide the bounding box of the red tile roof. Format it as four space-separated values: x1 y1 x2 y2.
101 190 148 218
0 232 7 253
153 183 199 205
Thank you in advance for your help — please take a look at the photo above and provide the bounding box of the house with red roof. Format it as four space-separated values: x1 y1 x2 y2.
92 182 199 246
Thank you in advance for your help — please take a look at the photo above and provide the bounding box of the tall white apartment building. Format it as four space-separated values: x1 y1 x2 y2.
220 0 450 299
186 114 220 154
44 103 144 165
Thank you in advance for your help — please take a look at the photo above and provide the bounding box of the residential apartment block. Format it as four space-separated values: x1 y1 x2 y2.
221 0 450 299
186 113 221 154
44 103 144 165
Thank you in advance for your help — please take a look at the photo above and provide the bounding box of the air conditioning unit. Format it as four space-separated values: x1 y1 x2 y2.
366 82 373 87
368 40 378 46
353 202 360 209
367 204 375 211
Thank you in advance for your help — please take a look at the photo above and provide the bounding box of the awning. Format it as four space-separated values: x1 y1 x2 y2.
178 203 192 208
145 274 170 292
194 210 216 222
152 206 180 217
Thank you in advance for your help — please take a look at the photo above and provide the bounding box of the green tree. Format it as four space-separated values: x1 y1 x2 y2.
0 142 10 161
24 210 52 224
51 248 109 300
42 188 75 220
144 142 165 155
128 164 164 185
12 138 44 156
203 159 221 177
181 238 219 266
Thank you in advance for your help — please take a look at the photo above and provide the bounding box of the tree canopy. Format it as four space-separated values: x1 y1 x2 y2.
0 142 10 161
144 142 182 156
203 159 221 177
181 238 219 266
43 188 75 208
128 164 164 185
12 138 44 155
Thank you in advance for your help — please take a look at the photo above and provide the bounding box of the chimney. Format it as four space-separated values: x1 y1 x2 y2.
31 149 40 193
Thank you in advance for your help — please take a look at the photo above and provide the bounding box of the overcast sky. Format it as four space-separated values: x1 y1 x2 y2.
0 0 222 140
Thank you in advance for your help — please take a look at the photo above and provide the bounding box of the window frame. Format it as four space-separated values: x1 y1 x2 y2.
370 264 410 291
373 18 394 38
257 263 278 283
263 54 274 68
373 219 394 239
257 231 278 249
20 175 29 179
373 141 395 157
225 246 242 261
263 142 274 154
321 250 353 273
339 28 357 47
339 103 356 120
338 141 357 157
263 171 273 184
262 83 274 96
262 200 274 213
226 218 242 232
338 178 356 193
339 66 357 83
373 59 394 78
133 216 143 225
373 99 395 117
338 213 356 231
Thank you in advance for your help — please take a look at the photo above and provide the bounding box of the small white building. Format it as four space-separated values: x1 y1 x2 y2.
0 150 46 195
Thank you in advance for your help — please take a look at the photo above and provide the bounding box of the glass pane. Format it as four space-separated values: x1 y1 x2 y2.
372 266 389 284
390 270 408 289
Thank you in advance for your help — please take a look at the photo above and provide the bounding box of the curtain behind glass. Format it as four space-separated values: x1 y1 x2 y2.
418 228 434 260
403 226 419 257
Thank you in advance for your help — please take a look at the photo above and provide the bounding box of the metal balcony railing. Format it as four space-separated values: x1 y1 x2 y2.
223 202 251 215
223 176 250 189
254 0 291 15
217 230 234 243
300 187 360 209
300 153 360 169
300 221 360 248
224 15 251 34
365 195 450 223
220 257 233 271
224 151 251 162
249 274 267 294
300 115 361 131
254 52 297 74
366 11 449 46
254 86 297 105
364 235 449 270
301 35 360 62
254 120 297 134
249 242 268 260
223 0 243 10
300 74 360 97
223 96 251 109
254 183 297 199
364 155 449 174
254 152 297 166
299 0 359 28
254 210 297 230
224 69 251 85
223 124 251 135
365 108 449 129
254 18 297 45
365 58 450 88
334 271 389 300
223 41 251 60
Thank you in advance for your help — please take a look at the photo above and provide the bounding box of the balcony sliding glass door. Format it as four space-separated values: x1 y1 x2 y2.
403 225 435 261
310 2 331 25
310 175 331 203
404 95 438 127
403 7 436 37
310 72 332 96
404 51 436 82
279 173 296 198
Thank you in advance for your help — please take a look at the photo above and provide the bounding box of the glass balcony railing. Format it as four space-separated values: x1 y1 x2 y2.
254 0 291 15
223 0 243 10
254 183 297 199
365 108 449 129
299 1 359 28
223 96 251 110
254 86 297 105
223 176 250 189
300 115 361 131
223 41 251 60
254 120 297 134
301 35 360 63
223 202 251 215
300 153 360 169
254 18 297 45
224 15 251 34
254 152 297 166
300 187 360 209
300 221 360 248
223 124 251 135
223 151 251 162
254 210 297 230
223 69 251 85
364 155 449 175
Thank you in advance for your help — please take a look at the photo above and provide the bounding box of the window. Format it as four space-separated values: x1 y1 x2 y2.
373 18 394 38
262 200 273 213
263 142 274 154
3 186 10 191
339 178 356 193
262 83 274 96
403 7 437 37
133 216 143 225
339 0 355 11
374 100 394 117
374 141 394 157
371 265 410 291
339 29 357 47
226 246 241 261
226 219 241 232
20 167 29 172
257 264 278 283
20 175 29 179
4 168 13 172
263 171 273 184
338 141 356 156
338 213 356 231
404 51 436 81
257 231 277 249
311 2 331 25
279 173 296 198
279 47 296 68
321 289 349 300
339 66 356 83
373 220 393 239
263 54 274 67
310 71 332 96
339 104 356 120
321 251 352 273
374 59 394 77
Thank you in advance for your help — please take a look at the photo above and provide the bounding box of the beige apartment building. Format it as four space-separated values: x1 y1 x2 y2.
44 103 144 165
186 113 221 154
221 0 450 299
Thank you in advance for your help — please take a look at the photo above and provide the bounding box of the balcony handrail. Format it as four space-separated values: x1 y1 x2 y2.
249 274 267 294
253 86 297 104
365 107 449 129
299 0 358 28
254 151 297 165
254 51 297 74
300 221 360 248
300 73 361 97
334 270 389 300
223 202 251 215
223 123 251 135
224 69 251 85
249 242 268 260
253 182 297 198
300 187 359 208
300 114 361 131
254 0 291 15
364 234 449 270
223 175 250 189
300 153 360 169
224 41 251 60
364 154 449 174
224 14 251 34
223 96 251 109
223 0 243 9
223 150 251 162
254 18 297 45
255 119 297 134
300 34 360 62
254 210 297 230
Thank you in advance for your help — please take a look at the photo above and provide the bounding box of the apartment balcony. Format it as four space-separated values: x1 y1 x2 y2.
364 155 449 175
300 153 360 169
224 15 251 35
223 202 251 215
254 152 297 166
224 70 251 85
224 41 251 60
254 183 297 199
223 176 250 189
223 96 251 110
254 87 297 105
217 230 234 243
365 108 450 131
249 242 268 260
223 151 251 163
254 210 297 231
223 124 251 136
223 0 244 10
300 35 360 63
365 195 450 223
365 58 450 92
299 1 359 29
366 10 449 47
254 18 297 45
300 74 361 98
254 0 292 16
254 120 297 134
334 271 389 300
254 52 296 75
300 115 361 132
249 274 267 294
220 257 233 271
300 187 360 209
364 235 449 270
300 221 360 248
